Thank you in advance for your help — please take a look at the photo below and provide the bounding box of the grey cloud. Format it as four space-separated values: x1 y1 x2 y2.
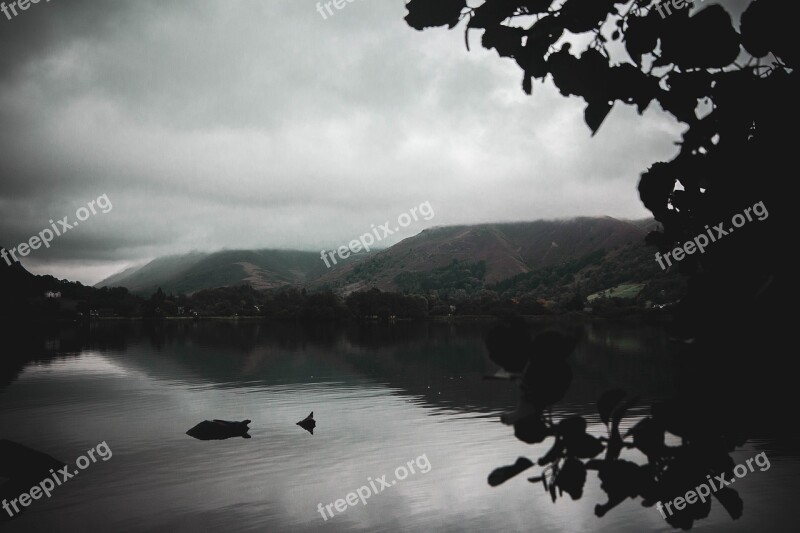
1 0 713 284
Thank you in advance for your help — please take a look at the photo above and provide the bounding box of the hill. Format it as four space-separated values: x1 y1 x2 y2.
0 252 140 321
3 213 685 321
312 217 648 293
96 249 330 296
92 217 682 311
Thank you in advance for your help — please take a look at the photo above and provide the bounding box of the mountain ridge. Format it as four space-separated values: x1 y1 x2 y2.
96 217 654 295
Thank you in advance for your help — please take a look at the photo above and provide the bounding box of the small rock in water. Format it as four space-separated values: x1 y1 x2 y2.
296 412 316 435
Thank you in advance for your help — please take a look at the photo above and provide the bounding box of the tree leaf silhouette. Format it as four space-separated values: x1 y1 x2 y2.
585 100 613 136
624 12 659 64
514 415 550 444
482 25 525 58
405 0 466 30
628 417 665 460
556 457 587 500
485 317 532 373
488 457 534 486
660 5 740 69
714 486 744 520
597 389 626 426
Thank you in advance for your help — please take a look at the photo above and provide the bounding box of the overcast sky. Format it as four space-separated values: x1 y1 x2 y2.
1 0 749 285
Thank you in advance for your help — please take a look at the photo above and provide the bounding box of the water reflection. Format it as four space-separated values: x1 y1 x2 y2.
483 316 800 531
0 321 797 532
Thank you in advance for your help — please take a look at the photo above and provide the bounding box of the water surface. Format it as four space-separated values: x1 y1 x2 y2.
0 321 797 532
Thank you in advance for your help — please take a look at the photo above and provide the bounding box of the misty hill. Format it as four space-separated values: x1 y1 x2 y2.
313 217 648 293
95 249 331 296
97 217 655 297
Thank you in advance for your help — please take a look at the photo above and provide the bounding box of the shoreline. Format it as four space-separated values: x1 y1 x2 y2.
3 311 672 327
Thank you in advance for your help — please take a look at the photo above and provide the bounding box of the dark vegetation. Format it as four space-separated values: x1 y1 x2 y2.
404 0 792 528
1 247 679 322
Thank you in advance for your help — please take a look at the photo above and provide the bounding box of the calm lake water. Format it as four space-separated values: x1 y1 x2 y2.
1 320 798 532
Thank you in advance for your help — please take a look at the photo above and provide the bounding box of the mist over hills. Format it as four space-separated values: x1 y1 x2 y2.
96 217 655 296
95 249 332 295
314 217 647 293
3 216 682 321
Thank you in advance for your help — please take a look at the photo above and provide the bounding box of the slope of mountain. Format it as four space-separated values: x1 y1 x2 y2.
96 249 330 296
313 217 647 293
96 217 653 296
95 251 209 294
93 264 147 289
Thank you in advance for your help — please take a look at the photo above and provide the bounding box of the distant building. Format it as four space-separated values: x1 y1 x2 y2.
44 291 61 299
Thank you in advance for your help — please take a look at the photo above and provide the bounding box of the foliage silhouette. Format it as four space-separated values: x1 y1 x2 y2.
483 322 767 528
403 0 792 323
408 4 791 527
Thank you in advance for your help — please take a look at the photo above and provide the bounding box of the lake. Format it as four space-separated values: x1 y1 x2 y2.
1 320 798 532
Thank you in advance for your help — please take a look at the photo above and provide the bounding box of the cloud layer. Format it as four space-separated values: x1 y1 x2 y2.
0 0 696 284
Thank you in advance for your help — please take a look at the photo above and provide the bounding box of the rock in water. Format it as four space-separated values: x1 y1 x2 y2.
186 419 251 440
296 412 316 434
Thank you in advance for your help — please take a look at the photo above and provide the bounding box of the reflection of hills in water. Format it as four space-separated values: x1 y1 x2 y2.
0 323 98 391
3 321 677 414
